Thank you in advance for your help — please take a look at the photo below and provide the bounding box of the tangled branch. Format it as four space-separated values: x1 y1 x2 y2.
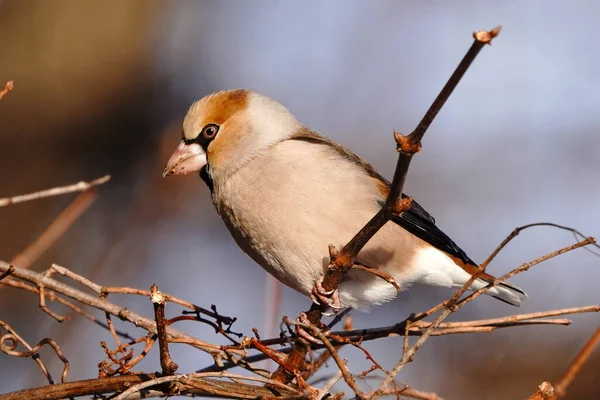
0 320 69 384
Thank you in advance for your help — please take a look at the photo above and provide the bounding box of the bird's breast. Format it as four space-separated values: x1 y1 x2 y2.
209 139 387 294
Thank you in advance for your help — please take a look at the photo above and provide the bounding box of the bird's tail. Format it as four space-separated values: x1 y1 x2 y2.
452 271 528 306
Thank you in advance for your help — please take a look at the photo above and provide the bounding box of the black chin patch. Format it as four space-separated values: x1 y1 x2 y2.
199 165 214 193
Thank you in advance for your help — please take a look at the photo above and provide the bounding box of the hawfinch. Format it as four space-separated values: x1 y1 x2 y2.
164 89 527 311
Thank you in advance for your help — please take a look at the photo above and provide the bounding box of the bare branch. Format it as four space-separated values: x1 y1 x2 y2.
151 284 179 375
302 315 353 382
38 268 69 322
527 382 556 400
10 190 97 269
0 80 13 101
415 224 598 322
552 327 600 398
0 265 15 282
0 261 225 355
376 385 445 400
457 237 595 308
482 222 600 270
434 306 599 329
0 372 305 400
0 320 69 384
299 320 363 399
1 274 134 340
0 175 110 207
113 372 302 400
50 263 231 324
98 334 155 377
315 370 343 400
369 235 596 398
327 306 599 343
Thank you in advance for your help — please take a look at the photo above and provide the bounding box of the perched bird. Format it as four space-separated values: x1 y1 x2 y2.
163 89 527 311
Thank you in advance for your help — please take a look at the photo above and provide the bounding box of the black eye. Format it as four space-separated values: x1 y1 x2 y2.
201 124 219 139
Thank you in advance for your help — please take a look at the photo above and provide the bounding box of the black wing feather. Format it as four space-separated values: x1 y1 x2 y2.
385 197 477 266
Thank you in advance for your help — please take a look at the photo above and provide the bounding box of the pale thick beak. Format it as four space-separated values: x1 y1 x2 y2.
162 141 207 177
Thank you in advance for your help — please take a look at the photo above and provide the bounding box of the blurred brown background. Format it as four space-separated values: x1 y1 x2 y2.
1 1 599 398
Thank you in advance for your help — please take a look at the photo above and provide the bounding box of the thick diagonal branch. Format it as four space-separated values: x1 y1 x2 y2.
271 25 502 385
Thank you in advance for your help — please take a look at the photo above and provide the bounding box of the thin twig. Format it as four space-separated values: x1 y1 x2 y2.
0 261 226 355
98 334 156 377
151 284 178 375
414 223 599 322
10 190 97 269
0 320 54 384
1 276 134 340
206 310 593 377
112 372 301 400
0 175 110 207
212 304 599 378
352 263 401 292
50 263 232 324
483 223 600 268
0 372 305 400
303 316 353 382
431 306 599 329
457 238 595 308
0 265 15 282
552 327 600 398
247 337 289 369
376 386 445 400
38 269 69 322
371 308 454 399
370 236 595 399
527 382 556 400
0 80 13 101
290 318 364 399
316 370 343 400
0 320 69 384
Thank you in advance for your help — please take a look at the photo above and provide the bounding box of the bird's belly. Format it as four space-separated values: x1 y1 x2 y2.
212 181 388 297
213 197 360 296
217 204 321 294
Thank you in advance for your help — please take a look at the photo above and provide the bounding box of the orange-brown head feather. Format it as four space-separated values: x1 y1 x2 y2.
183 89 250 140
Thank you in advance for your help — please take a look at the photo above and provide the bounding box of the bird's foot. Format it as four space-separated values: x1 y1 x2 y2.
310 276 342 314
295 312 330 345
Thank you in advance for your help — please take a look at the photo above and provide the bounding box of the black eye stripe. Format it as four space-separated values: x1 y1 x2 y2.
182 124 220 149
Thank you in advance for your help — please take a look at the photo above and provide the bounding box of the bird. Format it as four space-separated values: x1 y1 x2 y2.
163 89 527 312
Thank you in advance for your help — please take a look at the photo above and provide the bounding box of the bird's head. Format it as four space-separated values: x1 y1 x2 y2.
163 89 302 182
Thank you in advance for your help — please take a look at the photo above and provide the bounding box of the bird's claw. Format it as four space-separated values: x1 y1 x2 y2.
311 276 342 313
295 312 330 345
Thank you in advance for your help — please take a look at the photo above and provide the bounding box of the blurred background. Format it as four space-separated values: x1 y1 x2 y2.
0 1 599 398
